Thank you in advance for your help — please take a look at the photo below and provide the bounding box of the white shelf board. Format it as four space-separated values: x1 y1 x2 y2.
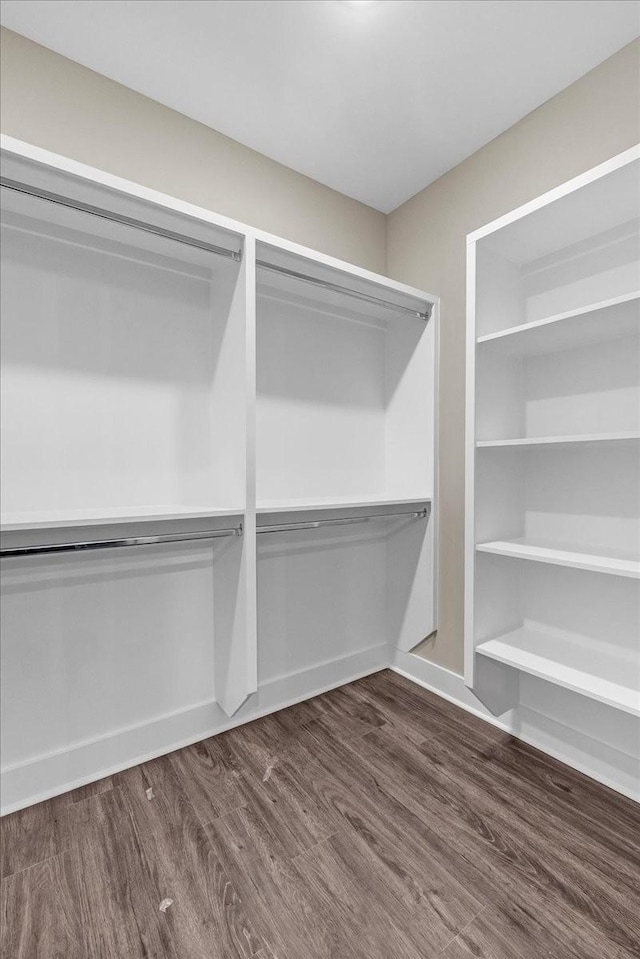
257 494 431 515
477 292 640 356
1 505 244 532
476 626 640 717
476 539 640 579
477 432 640 451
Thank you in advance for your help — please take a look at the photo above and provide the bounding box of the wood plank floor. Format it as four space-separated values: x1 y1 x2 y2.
2 669 639 958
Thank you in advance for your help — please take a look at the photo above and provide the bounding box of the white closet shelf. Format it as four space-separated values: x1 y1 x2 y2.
476 626 640 716
0 505 244 532
477 292 640 356
476 431 640 451
476 539 640 579
256 494 431 515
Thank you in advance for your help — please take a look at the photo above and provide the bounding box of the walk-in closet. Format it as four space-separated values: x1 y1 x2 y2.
1 4 639 958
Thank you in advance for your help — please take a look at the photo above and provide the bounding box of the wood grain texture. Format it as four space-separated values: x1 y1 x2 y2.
71 786 171 959
2 669 638 958
113 756 263 959
1 793 69 878
0 851 82 959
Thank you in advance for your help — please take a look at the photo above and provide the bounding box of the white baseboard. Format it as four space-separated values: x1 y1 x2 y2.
391 649 640 804
1 643 388 815
4 641 636 814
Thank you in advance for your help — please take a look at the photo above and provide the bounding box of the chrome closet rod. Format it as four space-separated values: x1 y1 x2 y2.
0 525 243 558
0 177 242 262
257 507 429 535
257 260 432 321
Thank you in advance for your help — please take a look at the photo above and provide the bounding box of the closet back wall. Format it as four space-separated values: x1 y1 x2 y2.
0 28 386 273
387 38 640 673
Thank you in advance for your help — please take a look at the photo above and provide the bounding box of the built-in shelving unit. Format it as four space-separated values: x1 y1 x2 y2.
466 146 640 722
0 135 438 814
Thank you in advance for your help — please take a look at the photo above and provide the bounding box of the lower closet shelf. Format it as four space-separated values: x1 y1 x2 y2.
476 540 640 579
476 626 640 716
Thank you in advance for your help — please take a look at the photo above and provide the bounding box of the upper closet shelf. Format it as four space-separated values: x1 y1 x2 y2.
0 505 244 533
257 494 431 515
476 539 640 579
477 292 639 355
477 432 640 451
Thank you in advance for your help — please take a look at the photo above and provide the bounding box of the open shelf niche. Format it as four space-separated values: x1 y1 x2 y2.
466 145 640 720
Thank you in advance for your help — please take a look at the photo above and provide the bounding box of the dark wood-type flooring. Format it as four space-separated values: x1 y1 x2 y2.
2 669 639 958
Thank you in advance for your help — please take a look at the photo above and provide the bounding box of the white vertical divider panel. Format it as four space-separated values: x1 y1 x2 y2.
386 299 439 651
464 242 477 688
214 237 257 716
244 236 258 697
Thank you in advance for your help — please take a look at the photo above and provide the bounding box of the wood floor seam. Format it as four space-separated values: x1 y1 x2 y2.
0 845 74 881
437 904 488 955
289 829 344 865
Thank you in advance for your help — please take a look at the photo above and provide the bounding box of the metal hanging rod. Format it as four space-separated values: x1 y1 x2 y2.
257 507 429 535
0 177 242 262
0 525 242 559
257 260 432 322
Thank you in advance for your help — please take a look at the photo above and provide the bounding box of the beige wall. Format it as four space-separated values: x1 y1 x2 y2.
2 26 638 676
387 39 640 673
0 28 386 272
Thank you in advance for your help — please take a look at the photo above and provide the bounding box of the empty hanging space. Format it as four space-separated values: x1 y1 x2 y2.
255 244 435 510
0 518 245 810
254 244 438 688
256 503 433 693
0 161 254 810
0 173 248 531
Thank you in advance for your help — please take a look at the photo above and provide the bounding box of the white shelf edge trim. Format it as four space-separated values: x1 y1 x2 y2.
0 505 246 532
476 540 640 579
256 495 432 514
476 432 640 449
476 290 640 346
476 629 640 717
